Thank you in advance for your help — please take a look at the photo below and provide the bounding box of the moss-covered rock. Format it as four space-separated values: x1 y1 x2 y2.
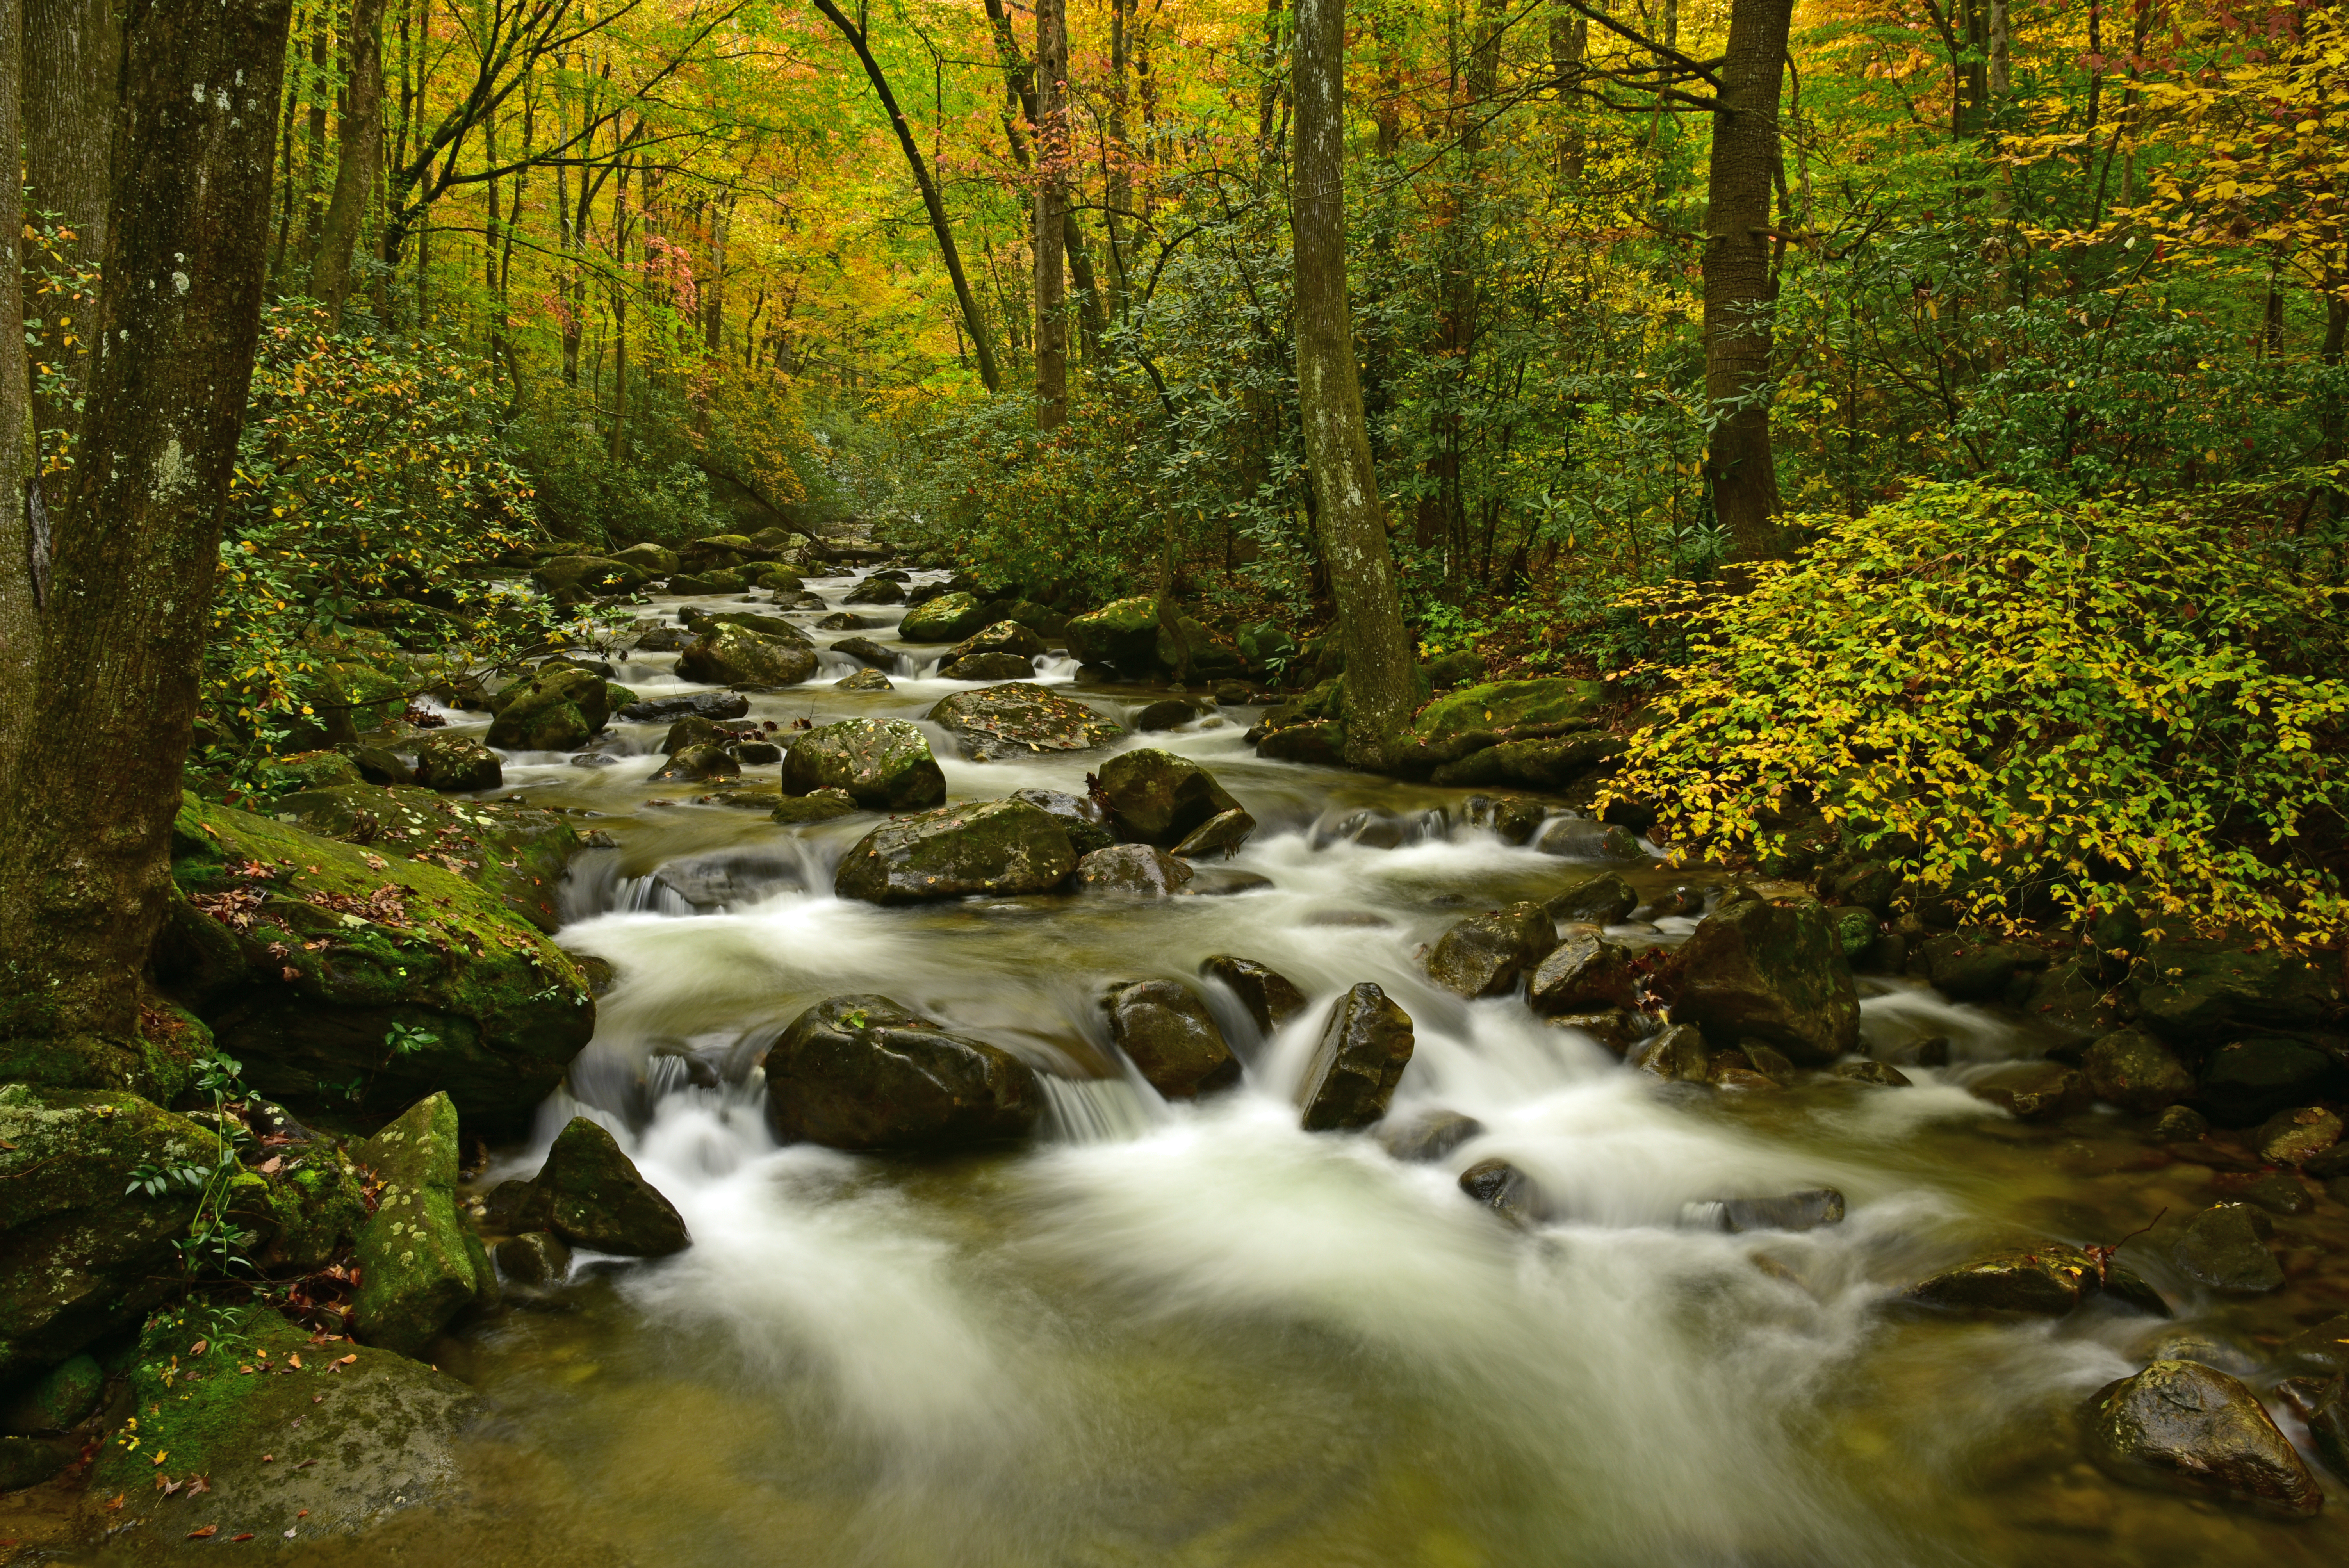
1255 720 1344 767
835 666 894 692
1429 732 1627 791
706 609 814 646
771 789 861 825
0 1352 103 1434
781 719 946 810
925 683 1125 761
2199 1035 2340 1126
159 795 594 1128
89 1304 475 1539
256 1155 369 1275
647 741 740 782
532 554 649 595
2082 1028 2196 1115
842 575 905 606
524 1117 690 1256
833 799 1078 905
2124 939 2345 1045
2083 1360 2321 1515
260 750 365 791
1009 787 1117 855
2172 1203 2284 1293
264 781 586 934
1095 749 1243 848
611 541 680 574
899 591 990 643
1527 935 1637 1015
1075 843 1195 896
1064 596 1162 673
1105 980 1240 1099
485 666 610 752
351 1094 497 1356
764 996 1044 1151
945 620 1047 662
939 651 1037 681
1395 678 1611 775
676 623 818 686
1660 894 1859 1065
668 567 750 595
413 734 502 792
1544 872 1639 926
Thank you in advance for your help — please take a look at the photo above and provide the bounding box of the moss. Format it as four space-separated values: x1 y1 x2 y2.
1408 677 1609 751
350 1095 495 1356
257 1156 369 1275
266 780 584 934
899 591 989 643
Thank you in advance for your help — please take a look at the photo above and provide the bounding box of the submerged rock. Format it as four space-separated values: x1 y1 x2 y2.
1459 1158 1542 1225
834 798 1078 904
1094 748 1245 848
1681 1188 1845 1233
2277 1376 2349 1480
1968 1061 2087 1121
1171 806 1256 859
415 733 502 792
764 995 1043 1151
1009 787 1117 855
2083 1359 2322 1516
1526 934 1637 1015
1627 1023 1711 1083
1378 1110 1485 1163
495 1231 571 1286
835 666 895 691
1199 955 1307 1037
830 635 900 669
2172 1203 2284 1294
351 1094 497 1358
925 683 1125 761
1832 1060 1914 1087
1297 984 1415 1132
1903 1243 2169 1317
781 718 946 811
616 690 750 723
1660 895 1859 1065
647 741 739 782
771 788 860 825
1105 980 1242 1099
526 1117 690 1256
1424 902 1555 998
1075 843 1194 896
939 651 1037 681
2255 1105 2342 1166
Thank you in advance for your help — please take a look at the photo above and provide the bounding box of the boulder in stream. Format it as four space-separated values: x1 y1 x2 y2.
265 781 589 934
648 741 740 782
1424 902 1556 998
2082 1359 2322 1516
843 575 906 606
2081 1028 2196 1115
414 733 502 792
2256 1105 2342 1165
1297 984 1415 1132
1533 817 1645 863
830 635 899 669
945 620 1047 662
1526 934 1638 1014
1105 980 1242 1099
1199 955 1307 1037
781 718 946 811
836 666 894 691
1626 1023 1710 1083
1658 893 1858 1065
1009 787 1116 855
2172 1203 2284 1294
495 1231 571 1285
1545 872 1638 927
899 591 990 643
676 623 818 686
1076 843 1194 896
833 798 1078 904
522 1117 690 1256
1430 732 1627 791
1681 1188 1845 1233
939 651 1037 681
765 995 1043 1150
925 683 1125 761
1459 1158 1542 1225
485 665 610 752
1378 1110 1485 1163
1902 1242 2169 1317
350 1094 498 1357
617 690 750 723
2198 1035 2338 1126
1171 807 1256 859
1094 749 1245 848
771 788 860 825
532 553 649 595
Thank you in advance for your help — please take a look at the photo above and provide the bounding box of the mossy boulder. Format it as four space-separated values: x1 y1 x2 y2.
833 798 1078 905
1297 984 1415 1132
611 542 680 575
1255 720 1344 767
925 683 1125 761
485 666 610 752
676 623 818 686
260 750 365 791
413 734 501 792
1429 732 1627 791
351 1094 497 1356
771 789 860 825
89 1304 476 1540
1395 678 1611 775
667 567 750 595
267 781 587 934
1527 935 1638 1015
1009 787 1117 855
256 1154 370 1275
781 719 946 811
706 609 814 646
1660 894 1858 1065
939 651 1037 681
2198 1035 2340 1126
945 620 1047 662
158 795 595 1128
0 1087 240 1384
531 554 649 595
0 1352 103 1435
1094 749 1243 848
2124 939 2345 1045
842 575 905 606
2082 1028 2196 1115
1545 872 1639 926
647 741 739 783
899 591 991 643
2083 1360 2321 1515
1064 596 1163 673
763 996 1044 1151
1075 843 1194 896
510 1117 689 1256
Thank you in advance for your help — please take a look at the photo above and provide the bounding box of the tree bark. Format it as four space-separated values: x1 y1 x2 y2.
1293 0 1416 766
0 0 297 1043
314 0 388 322
23 0 121 497
1034 0 1069 427
1701 0 1794 561
0 0 33 773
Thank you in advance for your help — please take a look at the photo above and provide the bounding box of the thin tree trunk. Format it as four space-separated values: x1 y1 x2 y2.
1105 0 1132 323
297 15 329 283
1034 0 1069 426
24 0 121 494
0 0 33 774
1293 0 1416 766
0 0 296 1044
1701 0 1795 561
315 0 387 321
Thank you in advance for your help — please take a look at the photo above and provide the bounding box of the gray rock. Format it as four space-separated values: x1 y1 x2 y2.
1627 1023 1711 1083
835 666 895 691
1662 894 1859 1065
1106 980 1242 1099
415 733 502 792
2082 1027 2197 1115
1171 806 1256 859
1544 872 1638 925
1459 1158 1541 1224
1008 787 1116 855
1095 748 1245 848
648 741 740 782
843 575 906 605
1377 1110 1485 1163
1533 817 1643 862
926 683 1125 760
781 718 946 811
1682 1188 1845 1233
833 798 1078 904
830 636 900 669
2173 1203 2284 1293
1525 934 1637 1014
1297 984 1415 1132
616 690 750 723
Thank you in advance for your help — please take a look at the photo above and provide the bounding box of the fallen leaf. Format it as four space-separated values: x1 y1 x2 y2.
260 1455 274 1463
238 1365 254 1375
310 1394 323 1404
335 1354 356 1366
292 1458 315 1470
151 1450 168 1466
187 1525 217 1539
186 1475 210 1496
232 1534 255 1542
155 1475 181 1496
189 1339 209 1358
283 1529 297 1539
105 1494 125 1511
256 1157 282 1176
288 1353 301 1369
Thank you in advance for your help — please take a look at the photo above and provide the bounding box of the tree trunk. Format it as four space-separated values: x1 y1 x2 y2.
1034 0 1069 427
0 0 33 764
296 13 329 283
0 0 297 1044
23 0 121 496
1293 0 1416 767
314 0 387 322
1701 0 1794 561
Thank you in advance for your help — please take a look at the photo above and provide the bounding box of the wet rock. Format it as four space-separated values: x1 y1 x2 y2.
1829 907 1877 958
525 1117 690 1256
1106 980 1242 1099
616 690 750 723
765 995 1043 1150
1919 931 2051 1002
2172 1204 2284 1294
2238 1172 2312 1216
347 744 416 786
1548 1009 1641 1054
1401 677 1610 770
677 623 818 686
0 1436 72 1488
1425 902 1556 998
1544 872 1638 926
1903 1243 2169 1317
2082 1359 2321 1515
815 611 878 631
2199 1035 2337 1126
945 620 1047 662
926 683 1125 761
835 666 894 691
771 788 860 825
486 666 610 751
648 741 740 782
1526 934 1637 1015
1007 787 1116 855
1627 1023 1711 1083
533 553 650 595
1460 794 1548 845
1095 748 1245 848
733 740 782 765
1833 1059 1914 1087
2278 1315 2349 1379
2310 1141 2349 1179
1170 806 1256 859
1199 955 1307 1037
1378 1110 1485 1163
1740 1041 1798 1083
829 635 900 669
0 1352 101 1434
663 715 721 754
2255 1105 2342 1165
2153 1104 2210 1141
415 733 502 791
1075 844 1194 896
834 798 1078 904
351 1094 497 1357
2082 1028 2196 1115
264 780 586 934
1458 1158 1541 1224
1063 595 1167 675
2124 938 2344 1046
784 591 830 611
1682 1188 1846 1233
1255 720 1344 766
842 575 905 606
1969 1062 2087 1121
899 590 990 643
939 651 1038 681
612 541 679 575
1430 732 1627 790
1661 895 1859 1065
494 1231 571 1286
1135 697 1206 732
1185 867 1273 896
781 718 946 811
1533 817 1644 863
1297 984 1415 1132
2278 1376 2349 1479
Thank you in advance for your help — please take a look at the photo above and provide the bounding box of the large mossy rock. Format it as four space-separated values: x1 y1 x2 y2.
2123 939 2345 1045
1424 903 1555 998
1394 678 1610 775
159 796 595 1128
833 798 1078 904
524 1117 690 1256
764 995 1043 1151
1008 787 1116 855
939 651 1037 681
676 623 818 686
2083 1360 2322 1516
1902 1242 2169 1317
611 541 680 574
1064 597 1166 674
1298 984 1415 1131
351 1094 497 1356
1660 894 1858 1065
2082 1028 2196 1115
532 554 648 595
899 591 991 643
89 1304 476 1541
266 781 588 933
2172 1203 2284 1293
1106 980 1241 1099
485 666 610 752
925 683 1125 761
945 620 1047 662
2198 1035 2339 1126
1428 732 1626 791
781 719 946 811
0 1088 237 1385
413 733 501 792
1094 748 1242 848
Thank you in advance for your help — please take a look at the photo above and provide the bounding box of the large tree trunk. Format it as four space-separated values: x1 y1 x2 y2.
1034 0 1069 427
23 0 121 502
1701 0 1794 561
1293 0 1416 767
0 0 297 1043
314 0 387 322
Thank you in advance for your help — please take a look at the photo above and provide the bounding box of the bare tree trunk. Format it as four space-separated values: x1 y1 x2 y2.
0 0 33 768
0 0 296 1045
296 14 329 283
23 0 120 497
1701 0 1794 561
1293 0 1416 766
1034 0 1069 427
314 0 387 321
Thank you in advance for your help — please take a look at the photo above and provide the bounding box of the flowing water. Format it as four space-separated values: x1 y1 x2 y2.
80 571 2349 1564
